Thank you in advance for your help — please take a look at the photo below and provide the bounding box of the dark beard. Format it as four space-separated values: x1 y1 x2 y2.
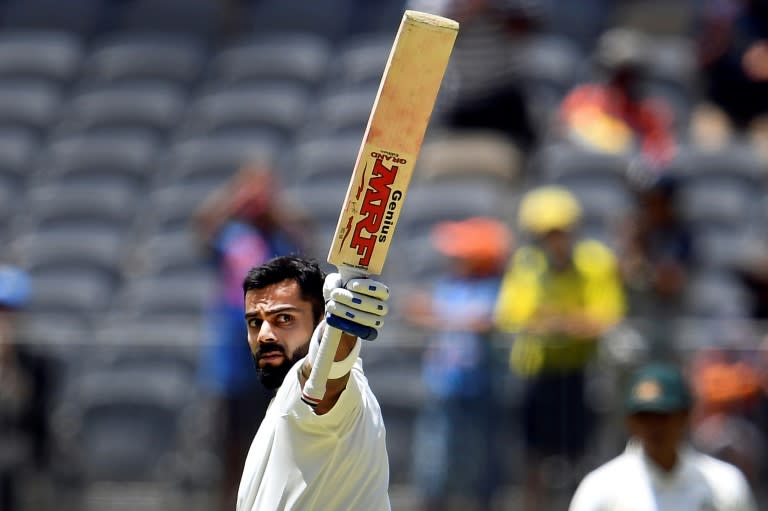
253 342 309 390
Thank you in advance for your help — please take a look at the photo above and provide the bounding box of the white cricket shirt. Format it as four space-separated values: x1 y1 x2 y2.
569 442 757 511
237 358 390 511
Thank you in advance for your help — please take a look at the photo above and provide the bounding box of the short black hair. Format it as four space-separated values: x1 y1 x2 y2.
242 256 326 323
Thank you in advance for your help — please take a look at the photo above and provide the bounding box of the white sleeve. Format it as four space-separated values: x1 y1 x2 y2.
569 472 602 511
726 470 759 511
279 358 364 431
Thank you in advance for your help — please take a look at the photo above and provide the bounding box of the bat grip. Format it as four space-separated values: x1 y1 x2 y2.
301 267 363 407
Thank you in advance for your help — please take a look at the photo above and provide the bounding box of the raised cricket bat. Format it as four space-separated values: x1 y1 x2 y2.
301 10 459 406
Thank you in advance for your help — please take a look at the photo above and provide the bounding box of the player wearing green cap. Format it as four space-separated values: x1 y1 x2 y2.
569 363 757 511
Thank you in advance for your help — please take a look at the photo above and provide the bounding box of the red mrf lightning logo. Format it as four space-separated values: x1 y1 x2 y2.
342 152 404 267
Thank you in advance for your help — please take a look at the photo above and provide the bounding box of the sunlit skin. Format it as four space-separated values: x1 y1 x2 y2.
244 279 357 415
627 411 690 472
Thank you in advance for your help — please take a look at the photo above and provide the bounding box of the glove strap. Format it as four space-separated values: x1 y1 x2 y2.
307 322 362 379
328 337 361 379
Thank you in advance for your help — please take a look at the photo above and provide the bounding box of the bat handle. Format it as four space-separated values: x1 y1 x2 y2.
301 267 362 407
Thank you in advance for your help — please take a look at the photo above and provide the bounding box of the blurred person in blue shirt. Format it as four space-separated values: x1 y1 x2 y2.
0 266 49 511
618 173 695 353
194 163 308 511
406 217 512 511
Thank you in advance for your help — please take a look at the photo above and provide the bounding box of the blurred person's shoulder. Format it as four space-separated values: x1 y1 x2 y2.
692 450 756 507
578 448 643 489
574 239 619 277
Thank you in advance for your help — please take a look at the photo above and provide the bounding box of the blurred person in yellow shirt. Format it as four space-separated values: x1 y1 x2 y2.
494 186 625 510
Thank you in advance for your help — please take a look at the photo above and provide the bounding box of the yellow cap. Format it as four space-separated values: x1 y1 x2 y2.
518 185 582 234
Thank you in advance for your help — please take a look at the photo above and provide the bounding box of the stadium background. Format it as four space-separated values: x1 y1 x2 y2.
0 0 765 509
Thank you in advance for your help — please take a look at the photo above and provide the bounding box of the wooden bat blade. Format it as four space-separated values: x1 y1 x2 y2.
327 10 459 276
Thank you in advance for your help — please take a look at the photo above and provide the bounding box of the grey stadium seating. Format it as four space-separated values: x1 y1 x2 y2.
82 33 206 86
208 33 330 88
303 85 377 137
129 230 209 278
40 131 158 189
51 368 196 484
0 79 61 134
21 184 138 241
329 33 393 88
0 0 105 35
0 127 38 190
0 30 82 82
56 82 186 137
181 83 310 140
115 0 221 40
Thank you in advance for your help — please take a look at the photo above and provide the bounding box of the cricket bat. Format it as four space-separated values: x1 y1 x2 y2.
301 10 459 406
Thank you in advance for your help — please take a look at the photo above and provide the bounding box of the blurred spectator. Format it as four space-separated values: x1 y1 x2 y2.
699 0 768 132
734 239 768 320
409 0 539 152
406 217 512 511
569 362 758 511
495 186 625 510
559 28 677 168
0 266 49 511
690 348 767 484
618 173 695 352
194 163 309 511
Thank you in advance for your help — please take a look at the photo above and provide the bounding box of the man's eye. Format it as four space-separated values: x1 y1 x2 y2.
247 319 262 328
276 314 293 324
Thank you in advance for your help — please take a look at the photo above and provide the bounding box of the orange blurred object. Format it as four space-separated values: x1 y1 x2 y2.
693 360 762 411
431 217 512 274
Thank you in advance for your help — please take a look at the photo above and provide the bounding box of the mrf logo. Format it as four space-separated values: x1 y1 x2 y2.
342 152 404 267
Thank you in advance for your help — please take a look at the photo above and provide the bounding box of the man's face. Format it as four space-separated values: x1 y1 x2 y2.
627 411 689 458
244 279 317 389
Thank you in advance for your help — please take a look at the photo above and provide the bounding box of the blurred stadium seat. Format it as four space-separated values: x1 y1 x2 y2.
25 268 116 321
288 133 362 186
182 83 309 140
0 79 61 134
23 183 138 233
251 0 353 41
329 33 393 88
129 230 208 278
162 132 281 191
0 0 104 35
208 33 330 88
0 30 82 83
141 183 212 235
301 85 376 137
114 272 213 318
82 33 206 86
41 131 158 189
512 34 589 132
13 228 125 282
51 367 196 484
0 126 38 189
685 270 753 318
57 82 186 136
115 0 221 39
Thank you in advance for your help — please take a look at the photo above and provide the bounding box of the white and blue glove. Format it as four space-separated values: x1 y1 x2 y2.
323 273 389 341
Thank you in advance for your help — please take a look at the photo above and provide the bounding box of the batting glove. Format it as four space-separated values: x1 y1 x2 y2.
323 273 390 341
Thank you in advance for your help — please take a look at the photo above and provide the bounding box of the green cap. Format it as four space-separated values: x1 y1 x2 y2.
625 363 692 414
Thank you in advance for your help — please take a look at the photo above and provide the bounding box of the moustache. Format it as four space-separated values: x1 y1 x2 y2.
256 344 286 360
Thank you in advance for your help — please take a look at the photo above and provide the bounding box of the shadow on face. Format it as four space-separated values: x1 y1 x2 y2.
627 410 690 461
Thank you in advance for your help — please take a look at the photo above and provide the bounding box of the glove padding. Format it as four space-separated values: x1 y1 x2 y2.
323 273 389 340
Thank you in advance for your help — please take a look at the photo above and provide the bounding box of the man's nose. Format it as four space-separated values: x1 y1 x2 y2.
258 321 277 343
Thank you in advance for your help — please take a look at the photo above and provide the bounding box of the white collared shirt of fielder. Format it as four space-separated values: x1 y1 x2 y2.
569 441 757 511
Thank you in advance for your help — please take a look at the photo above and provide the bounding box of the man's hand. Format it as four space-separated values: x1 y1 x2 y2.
323 273 390 340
